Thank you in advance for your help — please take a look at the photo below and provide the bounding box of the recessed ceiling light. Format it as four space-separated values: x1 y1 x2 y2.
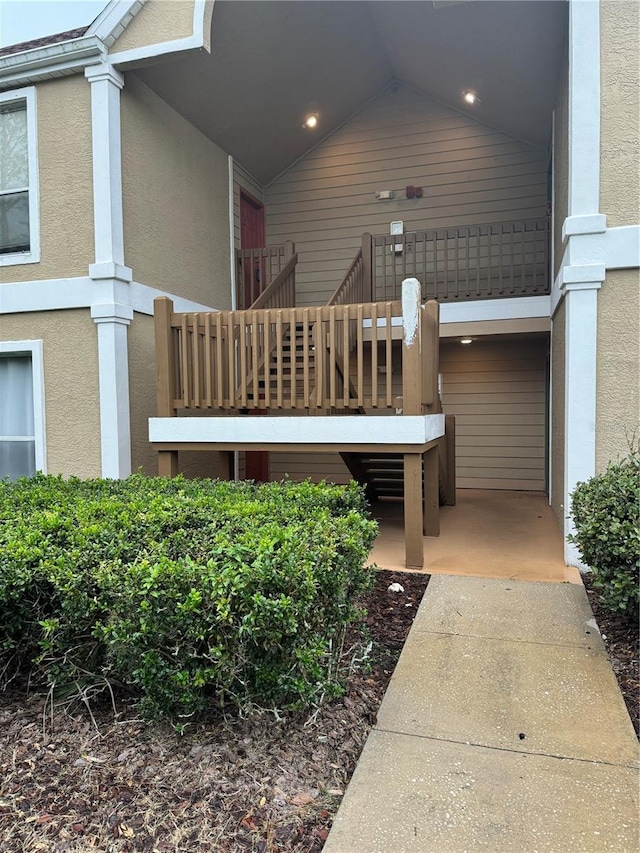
463 91 478 105
461 337 473 345
303 113 318 129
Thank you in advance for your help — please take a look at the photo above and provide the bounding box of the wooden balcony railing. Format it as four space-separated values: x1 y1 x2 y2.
235 240 295 309
154 287 440 417
369 218 550 303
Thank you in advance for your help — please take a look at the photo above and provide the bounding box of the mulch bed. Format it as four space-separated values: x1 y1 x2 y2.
1 570 635 852
0 570 429 853
583 574 639 738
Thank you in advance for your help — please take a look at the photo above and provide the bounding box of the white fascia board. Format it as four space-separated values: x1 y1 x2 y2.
440 295 550 323
605 225 640 270
0 37 106 89
150 414 446 446
86 0 145 48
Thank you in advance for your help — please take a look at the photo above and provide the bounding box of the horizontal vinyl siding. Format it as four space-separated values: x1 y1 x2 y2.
265 86 548 307
233 161 264 250
440 336 549 491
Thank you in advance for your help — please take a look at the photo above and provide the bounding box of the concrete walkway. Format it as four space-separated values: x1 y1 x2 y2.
325 576 639 853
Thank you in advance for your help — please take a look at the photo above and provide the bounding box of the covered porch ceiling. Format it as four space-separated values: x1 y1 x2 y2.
132 0 567 186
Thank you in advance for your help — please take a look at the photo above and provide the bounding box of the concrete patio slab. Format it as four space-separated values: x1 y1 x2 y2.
367 490 573 582
324 730 640 853
411 575 606 650
377 631 638 765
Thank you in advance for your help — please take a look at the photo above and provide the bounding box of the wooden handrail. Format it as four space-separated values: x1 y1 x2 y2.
327 249 363 306
249 252 298 309
154 289 441 417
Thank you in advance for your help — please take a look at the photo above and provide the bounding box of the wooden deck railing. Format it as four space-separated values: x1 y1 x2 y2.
327 233 372 306
236 240 295 309
154 289 440 415
370 218 549 302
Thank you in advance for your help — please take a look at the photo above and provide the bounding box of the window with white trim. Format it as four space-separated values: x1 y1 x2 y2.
0 341 46 480
0 87 39 266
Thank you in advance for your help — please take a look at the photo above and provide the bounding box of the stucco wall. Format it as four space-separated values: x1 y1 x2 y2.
1 76 93 284
110 0 195 54
1 310 101 477
553 57 569 278
596 269 640 470
550 299 565 528
121 74 231 308
127 311 232 479
600 0 640 227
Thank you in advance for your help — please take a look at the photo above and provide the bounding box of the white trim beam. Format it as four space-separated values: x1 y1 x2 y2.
150 414 446 446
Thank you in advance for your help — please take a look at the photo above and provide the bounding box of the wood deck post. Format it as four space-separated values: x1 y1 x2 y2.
361 232 373 302
404 452 424 568
423 443 439 536
154 296 179 477
444 414 457 506
402 278 426 568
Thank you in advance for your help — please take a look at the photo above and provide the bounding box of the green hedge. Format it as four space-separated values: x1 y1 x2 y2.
0 475 377 719
569 450 639 617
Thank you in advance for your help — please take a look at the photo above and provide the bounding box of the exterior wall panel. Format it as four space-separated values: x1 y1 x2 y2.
0 310 101 478
600 0 640 227
440 336 548 491
110 0 195 54
121 74 231 308
595 269 640 471
1 77 94 284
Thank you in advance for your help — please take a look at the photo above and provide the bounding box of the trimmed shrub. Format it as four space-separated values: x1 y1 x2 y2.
0 475 376 719
569 451 639 617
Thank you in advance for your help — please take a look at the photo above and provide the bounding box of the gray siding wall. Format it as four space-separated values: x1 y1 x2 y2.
440 336 549 491
265 85 549 307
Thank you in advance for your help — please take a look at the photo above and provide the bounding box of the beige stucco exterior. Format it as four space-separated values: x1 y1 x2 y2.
595 268 640 471
551 299 565 528
120 73 231 308
127 311 231 479
600 0 640 228
1 76 93 284
1 310 101 478
109 0 196 55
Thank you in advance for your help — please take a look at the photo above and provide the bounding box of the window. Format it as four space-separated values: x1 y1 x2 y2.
0 341 46 480
0 87 39 266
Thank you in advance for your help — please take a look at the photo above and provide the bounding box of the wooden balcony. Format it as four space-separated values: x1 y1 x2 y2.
151 282 452 569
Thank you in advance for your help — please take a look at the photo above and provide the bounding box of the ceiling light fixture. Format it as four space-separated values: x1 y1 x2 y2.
461 337 473 345
463 91 479 105
303 113 318 129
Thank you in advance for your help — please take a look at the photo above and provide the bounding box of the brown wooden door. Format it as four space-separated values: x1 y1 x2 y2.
240 192 269 481
240 191 266 309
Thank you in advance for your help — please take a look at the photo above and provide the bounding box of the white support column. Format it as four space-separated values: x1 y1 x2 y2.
86 62 134 478
91 303 134 478
85 63 131 280
556 0 603 567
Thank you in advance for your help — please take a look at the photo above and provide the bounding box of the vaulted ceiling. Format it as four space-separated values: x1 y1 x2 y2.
135 0 567 185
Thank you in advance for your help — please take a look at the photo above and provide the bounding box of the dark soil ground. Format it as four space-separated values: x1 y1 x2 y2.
0 570 429 853
583 574 639 737
0 570 636 852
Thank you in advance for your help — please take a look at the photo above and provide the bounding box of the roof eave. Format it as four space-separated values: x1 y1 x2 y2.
0 36 107 90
